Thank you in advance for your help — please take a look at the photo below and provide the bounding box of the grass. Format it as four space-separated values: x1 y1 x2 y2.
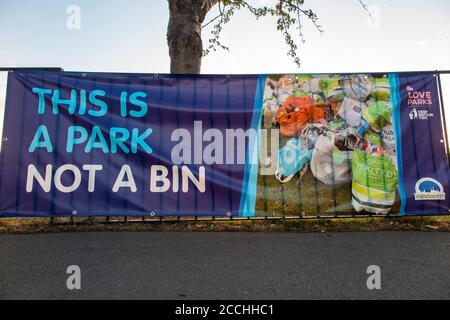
1 215 449 234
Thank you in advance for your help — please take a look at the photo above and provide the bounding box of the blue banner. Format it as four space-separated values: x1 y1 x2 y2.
0 71 448 218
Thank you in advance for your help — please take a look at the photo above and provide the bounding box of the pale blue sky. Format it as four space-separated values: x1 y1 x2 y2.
0 0 449 137
1 0 450 72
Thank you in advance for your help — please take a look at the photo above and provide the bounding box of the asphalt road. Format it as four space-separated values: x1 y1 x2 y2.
1 231 450 299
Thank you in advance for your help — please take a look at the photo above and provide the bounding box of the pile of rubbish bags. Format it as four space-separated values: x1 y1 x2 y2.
266 74 398 214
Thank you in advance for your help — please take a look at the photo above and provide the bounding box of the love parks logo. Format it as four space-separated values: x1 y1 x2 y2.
406 85 433 107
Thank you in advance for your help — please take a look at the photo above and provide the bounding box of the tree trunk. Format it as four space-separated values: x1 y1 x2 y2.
167 0 219 74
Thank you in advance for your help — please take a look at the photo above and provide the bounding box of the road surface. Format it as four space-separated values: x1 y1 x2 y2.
1 231 449 299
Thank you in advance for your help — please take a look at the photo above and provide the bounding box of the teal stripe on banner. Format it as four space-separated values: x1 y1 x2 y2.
239 75 266 217
389 73 406 215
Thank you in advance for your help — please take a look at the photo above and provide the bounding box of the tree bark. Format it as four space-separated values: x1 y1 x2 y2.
167 0 219 74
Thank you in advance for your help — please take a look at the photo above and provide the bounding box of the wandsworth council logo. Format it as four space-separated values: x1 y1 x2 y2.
414 177 445 200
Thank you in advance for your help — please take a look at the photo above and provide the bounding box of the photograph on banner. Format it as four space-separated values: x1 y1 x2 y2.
255 73 448 217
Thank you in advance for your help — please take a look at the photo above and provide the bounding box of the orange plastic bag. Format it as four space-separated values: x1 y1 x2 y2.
276 96 314 136
276 96 337 136
296 100 337 131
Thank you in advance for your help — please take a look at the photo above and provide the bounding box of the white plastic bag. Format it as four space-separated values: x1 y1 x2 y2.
381 125 397 167
310 134 353 185
338 97 366 128
340 75 372 102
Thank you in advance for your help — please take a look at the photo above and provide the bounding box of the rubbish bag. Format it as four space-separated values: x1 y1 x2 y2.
351 149 398 214
263 78 280 128
338 97 366 127
323 78 345 102
263 96 279 128
364 131 382 146
296 75 327 94
276 96 315 136
293 89 309 97
296 95 338 131
295 75 314 95
371 77 391 101
299 123 330 150
328 118 347 131
362 100 392 133
381 125 397 167
310 134 353 185
339 74 372 102
275 138 313 183
278 75 295 105
333 127 361 151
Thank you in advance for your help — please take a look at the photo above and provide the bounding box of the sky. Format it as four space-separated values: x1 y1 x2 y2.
0 0 450 138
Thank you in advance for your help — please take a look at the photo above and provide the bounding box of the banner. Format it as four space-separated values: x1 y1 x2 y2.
0 71 448 218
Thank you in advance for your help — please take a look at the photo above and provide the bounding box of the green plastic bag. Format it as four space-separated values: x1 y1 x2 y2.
294 74 329 95
362 101 392 132
371 77 391 101
293 89 309 97
351 149 398 214
323 78 345 102
364 131 382 146
328 119 347 131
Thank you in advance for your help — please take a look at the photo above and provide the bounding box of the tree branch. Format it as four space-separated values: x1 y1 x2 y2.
358 0 375 22
201 0 376 67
